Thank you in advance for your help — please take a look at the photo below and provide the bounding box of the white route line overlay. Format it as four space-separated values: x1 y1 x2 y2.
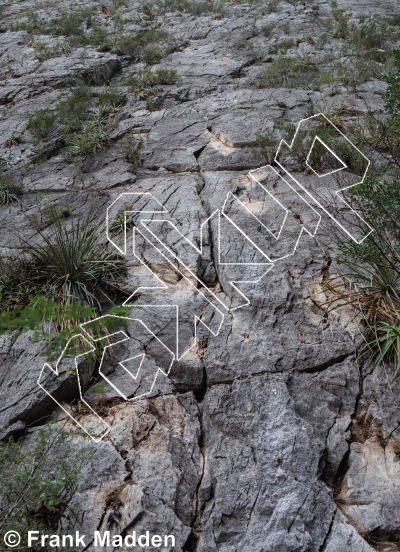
274 112 373 244
37 114 373 442
123 226 225 359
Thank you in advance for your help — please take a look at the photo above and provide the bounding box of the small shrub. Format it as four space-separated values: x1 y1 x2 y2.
0 425 95 541
318 56 382 93
326 1 350 39
26 109 56 139
262 24 273 37
56 83 92 134
233 37 248 50
145 95 165 111
82 25 110 49
143 4 156 20
266 0 279 12
118 135 144 171
350 20 391 51
252 130 279 164
155 68 178 84
47 8 92 37
43 199 73 224
142 44 165 64
273 38 295 54
387 14 400 26
248 49 265 64
0 174 23 206
116 28 169 61
33 141 57 165
99 86 126 109
257 56 317 89
91 380 109 393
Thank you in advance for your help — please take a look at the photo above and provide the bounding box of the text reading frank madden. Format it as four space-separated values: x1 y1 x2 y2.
28 531 176 548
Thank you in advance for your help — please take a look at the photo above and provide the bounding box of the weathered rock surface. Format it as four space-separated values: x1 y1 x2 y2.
1 0 400 550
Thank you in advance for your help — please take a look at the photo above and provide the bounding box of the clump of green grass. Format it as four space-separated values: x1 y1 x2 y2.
118 135 144 171
272 38 295 54
116 28 169 61
110 202 136 235
125 67 178 93
0 174 23 206
326 1 350 39
10 213 124 308
67 120 110 158
9 13 39 33
325 262 400 376
4 134 23 148
46 7 93 37
26 109 56 139
56 83 92 134
35 41 71 61
233 37 248 50
43 199 74 224
10 7 94 36
99 86 126 109
361 319 400 375
25 83 121 161
145 95 165 111
26 198 74 231
156 0 225 15
350 20 393 51
111 0 127 7
387 13 400 26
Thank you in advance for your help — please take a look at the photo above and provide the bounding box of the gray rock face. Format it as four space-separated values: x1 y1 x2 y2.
1 0 400 550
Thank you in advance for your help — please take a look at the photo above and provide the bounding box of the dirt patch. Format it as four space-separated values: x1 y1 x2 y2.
365 528 400 551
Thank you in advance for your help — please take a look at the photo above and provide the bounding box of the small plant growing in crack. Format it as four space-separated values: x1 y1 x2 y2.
0 173 23 206
118 135 144 172
26 108 56 139
110 203 136 235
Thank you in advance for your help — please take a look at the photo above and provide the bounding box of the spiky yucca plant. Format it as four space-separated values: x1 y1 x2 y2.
21 213 124 308
325 262 400 375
